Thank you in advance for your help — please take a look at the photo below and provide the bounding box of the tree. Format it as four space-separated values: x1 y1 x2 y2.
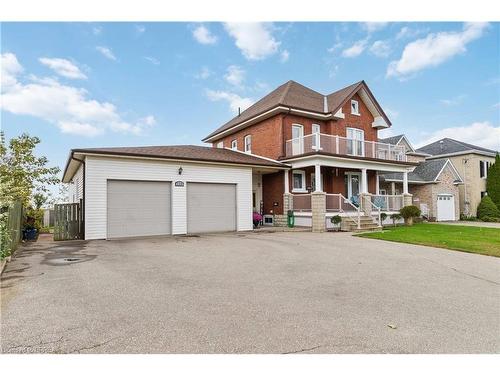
0 132 60 206
486 154 500 210
477 195 500 220
32 192 48 210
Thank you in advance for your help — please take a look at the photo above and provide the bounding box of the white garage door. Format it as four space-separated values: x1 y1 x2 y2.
187 183 236 234
436 194 455 221
107 180 171 238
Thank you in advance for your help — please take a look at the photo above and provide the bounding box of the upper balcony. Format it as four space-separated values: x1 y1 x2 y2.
285 133 406 162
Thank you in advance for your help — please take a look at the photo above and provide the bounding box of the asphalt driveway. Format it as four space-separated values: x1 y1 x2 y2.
1 231 499 354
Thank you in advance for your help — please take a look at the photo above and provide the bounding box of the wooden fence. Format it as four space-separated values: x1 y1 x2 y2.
54 201 84 241
0 201 23 258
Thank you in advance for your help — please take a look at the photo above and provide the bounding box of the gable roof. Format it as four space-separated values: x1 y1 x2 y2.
417 138 498 157
379 134 405 145
62 145 288 182
380 159 462 184
202 80 391 142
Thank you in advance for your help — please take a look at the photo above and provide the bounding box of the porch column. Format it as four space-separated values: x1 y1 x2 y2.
360 168 368 194
311 191 326 232
403 171 409 194
375 171 380 195
314 164 322 192
402 170 413 207
391 182 396 195
284 169 290 194
359 168 371 216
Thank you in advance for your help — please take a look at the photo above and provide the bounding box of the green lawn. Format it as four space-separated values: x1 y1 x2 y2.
356 223 500 257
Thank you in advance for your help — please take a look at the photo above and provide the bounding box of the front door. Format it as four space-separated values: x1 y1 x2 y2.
345 172 361 199
291 124 304 155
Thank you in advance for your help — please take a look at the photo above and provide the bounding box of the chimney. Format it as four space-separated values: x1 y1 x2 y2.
238 107 241 116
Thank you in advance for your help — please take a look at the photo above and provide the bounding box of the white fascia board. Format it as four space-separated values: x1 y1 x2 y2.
372 116 389 128
434 159 463 182
397 135 416 152
333 108 345 119
285 154 412 172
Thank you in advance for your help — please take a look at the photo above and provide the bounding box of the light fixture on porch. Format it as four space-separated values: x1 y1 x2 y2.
178 167 183 175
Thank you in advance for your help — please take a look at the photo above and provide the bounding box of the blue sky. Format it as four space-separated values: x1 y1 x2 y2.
1 22 499 178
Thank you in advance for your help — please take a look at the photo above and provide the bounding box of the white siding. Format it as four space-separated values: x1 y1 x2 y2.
69 164 84 203
84 156 253 239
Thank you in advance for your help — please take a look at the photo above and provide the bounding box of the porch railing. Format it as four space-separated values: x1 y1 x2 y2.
370 194 404 212
290 194 311 212
285 133 406 162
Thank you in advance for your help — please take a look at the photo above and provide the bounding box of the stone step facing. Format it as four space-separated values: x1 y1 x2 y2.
341 215 381 232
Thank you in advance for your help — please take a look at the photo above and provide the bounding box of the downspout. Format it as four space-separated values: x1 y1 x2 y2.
71 154 85 240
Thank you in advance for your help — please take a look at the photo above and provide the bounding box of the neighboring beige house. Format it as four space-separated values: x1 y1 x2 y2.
378 135 463 221
417 138 498 217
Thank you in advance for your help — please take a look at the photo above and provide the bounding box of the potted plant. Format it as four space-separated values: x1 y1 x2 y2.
399 205 421 226
330 215 342 231
380 212 387 226
390 213 402 227
252 212 263 229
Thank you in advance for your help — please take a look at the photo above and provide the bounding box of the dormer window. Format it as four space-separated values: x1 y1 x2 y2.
351 100 360 115
216 141 224 148
231 139 237 150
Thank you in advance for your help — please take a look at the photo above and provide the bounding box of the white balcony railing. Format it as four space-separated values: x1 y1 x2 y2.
285 133 406 162
370 194 404 212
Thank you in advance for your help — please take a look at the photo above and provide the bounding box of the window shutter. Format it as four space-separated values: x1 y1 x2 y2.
480 160 484 178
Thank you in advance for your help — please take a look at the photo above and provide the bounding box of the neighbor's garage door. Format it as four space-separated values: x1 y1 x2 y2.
107 180 171 238
187 183 236 234
436 194 455 221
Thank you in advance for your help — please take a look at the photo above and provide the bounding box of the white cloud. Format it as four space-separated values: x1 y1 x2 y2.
362 22 388 33
493 103 500 109
195 66 212 80
224 65 245 87
384 107 399 119
395 26 426 40
143 56 160 65
135 25 146 34
369 40 391 58
387 22 489 79
328 65 339 78
96 46 117 61
341 39 368 58
92 26 102 36
280 50 290 62
224 23 280 60
205 89 253 114
39 57 87 79
440 94 466 106
1 53 154 137
192 25 217 45
416 121 500 150
327 42 343 53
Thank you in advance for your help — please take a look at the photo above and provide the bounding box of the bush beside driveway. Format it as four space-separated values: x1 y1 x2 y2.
1 232 499 354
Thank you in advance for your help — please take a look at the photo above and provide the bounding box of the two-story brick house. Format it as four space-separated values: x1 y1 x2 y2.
203 80 418 230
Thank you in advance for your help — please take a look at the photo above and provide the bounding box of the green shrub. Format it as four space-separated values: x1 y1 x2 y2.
477 195 500 219
481 216 500 223
486 154 500 209
399 205 421 225
390 213 402 226
460 214 477 221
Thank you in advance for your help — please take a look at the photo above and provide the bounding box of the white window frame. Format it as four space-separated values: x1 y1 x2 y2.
216 141 224 149
312 124 321 150
379 189 387 195
291 124 304 155
351 100 360 116
231 139 238 150
346 127 365 156
244 135 252 153
292 170 307 193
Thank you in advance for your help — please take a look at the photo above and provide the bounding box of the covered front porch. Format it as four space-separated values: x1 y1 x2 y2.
281 155 414 231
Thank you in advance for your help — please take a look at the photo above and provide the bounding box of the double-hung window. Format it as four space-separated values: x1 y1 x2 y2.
216 141 224 149
311 124 321 150
292 170 306 192
480 160 490 179
231 139 238 150
346 128 364 156
244 135 252 153
351 100 360 115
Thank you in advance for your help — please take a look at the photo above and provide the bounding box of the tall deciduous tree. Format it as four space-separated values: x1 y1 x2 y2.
0 132 60 206
486 153 500 209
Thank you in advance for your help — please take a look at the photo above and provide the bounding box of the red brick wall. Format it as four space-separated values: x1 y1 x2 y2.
210 93 379 160
212 114 283 160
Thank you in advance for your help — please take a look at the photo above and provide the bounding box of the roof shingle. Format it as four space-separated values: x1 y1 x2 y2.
416 138 498 156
